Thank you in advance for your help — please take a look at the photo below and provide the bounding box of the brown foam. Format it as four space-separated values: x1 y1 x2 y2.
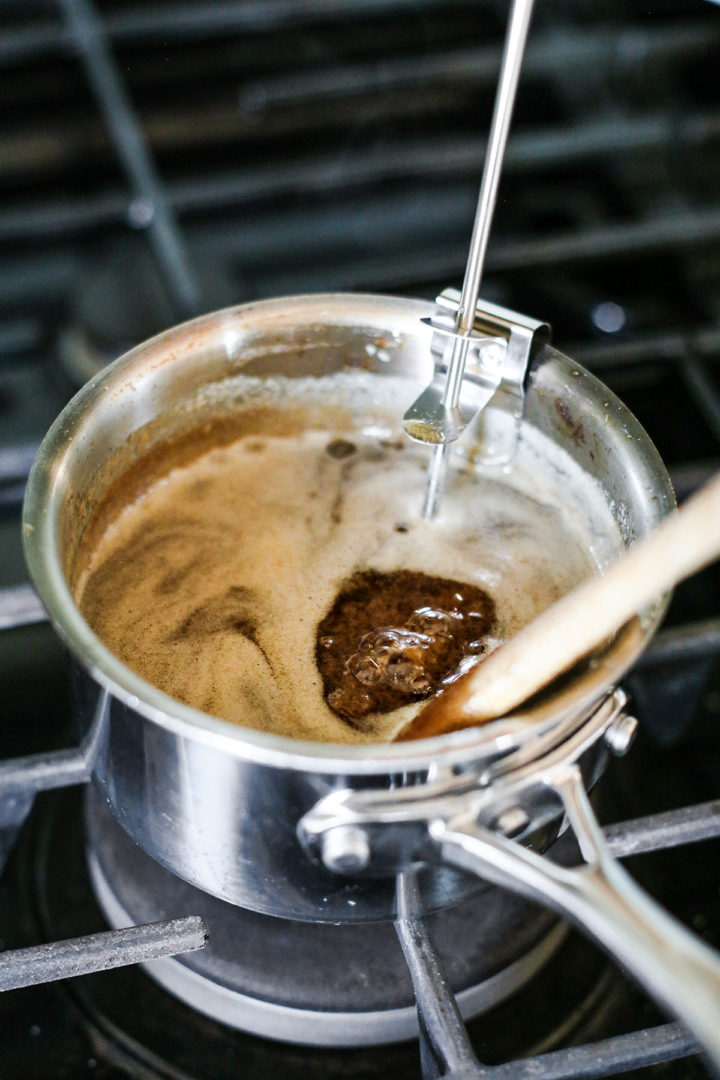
70 403 354 592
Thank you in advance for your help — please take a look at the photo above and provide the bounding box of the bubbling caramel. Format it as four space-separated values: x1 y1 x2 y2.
316 570 496 727
73 398 617 744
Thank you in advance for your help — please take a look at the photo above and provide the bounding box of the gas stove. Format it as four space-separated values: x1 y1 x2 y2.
2 1 720 1077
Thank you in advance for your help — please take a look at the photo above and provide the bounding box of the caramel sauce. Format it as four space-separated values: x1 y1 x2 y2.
316 570 495 728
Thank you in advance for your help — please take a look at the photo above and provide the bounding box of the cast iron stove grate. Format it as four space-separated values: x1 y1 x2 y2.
1 0 720 1077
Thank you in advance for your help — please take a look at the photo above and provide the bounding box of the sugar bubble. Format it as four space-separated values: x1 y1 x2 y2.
348 653 382 686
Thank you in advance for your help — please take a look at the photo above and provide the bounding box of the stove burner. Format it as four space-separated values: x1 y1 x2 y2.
14 786 637 1077
84 791 565 1047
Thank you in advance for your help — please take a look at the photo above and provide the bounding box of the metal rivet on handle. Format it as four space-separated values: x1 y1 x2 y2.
321 826 371 874
604 714 639 757
493 806 530 838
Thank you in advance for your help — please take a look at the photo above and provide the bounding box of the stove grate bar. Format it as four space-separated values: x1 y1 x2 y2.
669 462 720 501
56 0 201 322
605 800 720 859
0 319 43 357
0 748 89 873
0 584 47 631
486 209 720 273
233 22 719 112
1 205 720 321
0 0 450 64
244 213 720 300
182 198 720 275
396 870 486 1079
572 328 720 369
636 617 720 665
682 358 720 447
485 1022 697 1079
0 915 208 991
0 444 41 486
2 15 717 73
4 112 720 246
397 862 703 1079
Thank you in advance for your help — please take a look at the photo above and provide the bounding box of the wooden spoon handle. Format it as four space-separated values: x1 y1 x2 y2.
402 471 720 738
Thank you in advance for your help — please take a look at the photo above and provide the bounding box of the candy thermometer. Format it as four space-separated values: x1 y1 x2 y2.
403 0 536 519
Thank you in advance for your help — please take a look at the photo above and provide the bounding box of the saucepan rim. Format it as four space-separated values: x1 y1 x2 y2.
22 293 673 775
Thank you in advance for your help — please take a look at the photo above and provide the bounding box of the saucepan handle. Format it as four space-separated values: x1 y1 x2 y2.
433 764 720 1075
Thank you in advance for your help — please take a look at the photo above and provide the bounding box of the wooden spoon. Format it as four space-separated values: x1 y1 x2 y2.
396 471 720 741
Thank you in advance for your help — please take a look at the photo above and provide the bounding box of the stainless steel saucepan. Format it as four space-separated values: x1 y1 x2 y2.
22 293 720 1067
